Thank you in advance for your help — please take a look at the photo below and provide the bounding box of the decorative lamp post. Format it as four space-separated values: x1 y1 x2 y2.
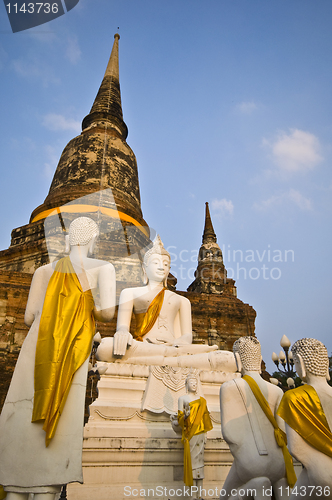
280 334 291 348
88 331 108 389
271 335 296 381
86 332 108 420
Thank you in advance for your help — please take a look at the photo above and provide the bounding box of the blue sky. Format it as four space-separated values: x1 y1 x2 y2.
1 0 332 372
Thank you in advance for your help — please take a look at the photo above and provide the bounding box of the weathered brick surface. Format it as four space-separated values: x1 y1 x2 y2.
0 352 19 410
0 271 31 410
34 131 144 224
0 270 31 348
0 221 48 273
184 291 256 350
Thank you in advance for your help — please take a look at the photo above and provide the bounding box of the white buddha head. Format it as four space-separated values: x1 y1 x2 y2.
65 217 99 255
233 336 262 374
185 372 198 394
291 338 329 381
142 235 171 286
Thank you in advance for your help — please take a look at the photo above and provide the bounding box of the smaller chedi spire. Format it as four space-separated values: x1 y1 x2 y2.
187 202 236 296
202 202 217 244
82 33 128 139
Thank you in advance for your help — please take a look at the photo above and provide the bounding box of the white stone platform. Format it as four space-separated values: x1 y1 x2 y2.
68 362 239 500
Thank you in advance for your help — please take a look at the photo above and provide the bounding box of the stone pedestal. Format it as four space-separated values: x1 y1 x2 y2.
68 362 238 500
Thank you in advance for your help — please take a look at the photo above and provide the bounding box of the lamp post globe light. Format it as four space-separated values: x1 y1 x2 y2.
271 335 296 388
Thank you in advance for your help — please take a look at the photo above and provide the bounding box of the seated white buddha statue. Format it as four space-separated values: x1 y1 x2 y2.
277 338 332 498
97 236 236 372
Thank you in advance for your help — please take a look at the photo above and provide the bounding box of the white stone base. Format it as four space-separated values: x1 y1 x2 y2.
68 363 238 500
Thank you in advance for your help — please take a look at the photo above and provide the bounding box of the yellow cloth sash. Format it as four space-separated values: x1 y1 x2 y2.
134 288 166 341
277 384 332 457
178 397 213 487
32 256 95 447
243 375 297 488
0 486 7 499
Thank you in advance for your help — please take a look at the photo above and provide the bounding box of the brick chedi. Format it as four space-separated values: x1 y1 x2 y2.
188 202 236 295
186 202 256 350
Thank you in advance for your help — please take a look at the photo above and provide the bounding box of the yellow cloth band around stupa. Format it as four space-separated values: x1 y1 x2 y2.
31 204 149 237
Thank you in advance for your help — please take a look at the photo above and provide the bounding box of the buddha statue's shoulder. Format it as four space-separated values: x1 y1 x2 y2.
178 393 196 408
82 257 115 271
246 375 284 406
313 382 332 398
222 375 283 401
312 383 332 420
120 285 149 301
33 261 55 280
164 290 191 305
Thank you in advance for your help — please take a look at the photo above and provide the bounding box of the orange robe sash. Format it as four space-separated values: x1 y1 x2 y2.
32 256 95 446
277 384 332 458
243 375 297 487
134 288 166 341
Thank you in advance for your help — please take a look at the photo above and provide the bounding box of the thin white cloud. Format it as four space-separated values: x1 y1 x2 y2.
254 188 313 211
66 36 81 64
28 30 57 42
287 189 313 210
8 136 36 152
12 59 38 77
12 58 60 86
235 101 258 115
42 113 80 133
263 129 323 175
211 198 234 218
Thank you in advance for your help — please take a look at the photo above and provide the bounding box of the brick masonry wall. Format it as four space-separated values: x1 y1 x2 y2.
0 270 31 409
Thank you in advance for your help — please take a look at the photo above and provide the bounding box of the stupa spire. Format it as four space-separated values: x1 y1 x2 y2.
202 202 217 244
187 202 237 296
82 33 128 139
103 32 120 80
